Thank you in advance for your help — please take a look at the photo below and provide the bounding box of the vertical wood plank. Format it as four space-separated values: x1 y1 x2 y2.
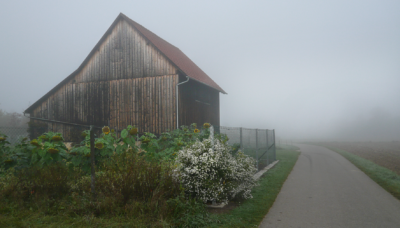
152 77 156 133
167 76 170 131
155 77 159 134
173 75 176 129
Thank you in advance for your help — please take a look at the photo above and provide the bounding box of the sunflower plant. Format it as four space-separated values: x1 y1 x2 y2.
69 127 117 173
137 123 222 162
139 126 190 161
0 133 13 171
30 132 68 167
0 133 10 153
116 125 138 154
0 133 36 172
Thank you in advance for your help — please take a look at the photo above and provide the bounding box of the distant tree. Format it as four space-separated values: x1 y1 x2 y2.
0 109 29 127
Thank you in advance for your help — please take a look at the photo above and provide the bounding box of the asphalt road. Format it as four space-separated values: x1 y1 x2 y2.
259 144 400 228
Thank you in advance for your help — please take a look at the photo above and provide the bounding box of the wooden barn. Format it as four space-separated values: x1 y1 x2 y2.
24 13 226 141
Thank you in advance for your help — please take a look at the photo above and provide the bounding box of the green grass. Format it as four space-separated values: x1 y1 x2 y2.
277 144 300 151
208 147 300 227
323 146 400 201
0 201 158 227
0 212 152 227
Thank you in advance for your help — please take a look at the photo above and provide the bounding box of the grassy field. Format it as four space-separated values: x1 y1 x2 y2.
0 147 300 227
316 141 400 175
207 146 300 227
319 145 400 201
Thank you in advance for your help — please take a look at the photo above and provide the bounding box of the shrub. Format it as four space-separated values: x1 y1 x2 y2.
0 163 81 205
174 138 257 204
167 192 214 228
30 132 69 167
78 150 183 217
0 134 32 172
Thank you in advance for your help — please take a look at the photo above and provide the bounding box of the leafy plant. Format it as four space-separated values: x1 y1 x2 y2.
0 133 14 171
5 137 32 170
69 127 118 173
117 125 138 153
174 138 257 204
96 151 180 205
30 132 68 167
138 123 216 162
0 163 81 204
167 192 214 228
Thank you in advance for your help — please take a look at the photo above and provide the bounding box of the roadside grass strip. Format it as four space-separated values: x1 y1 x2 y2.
326 146 400 201
208 148 300 227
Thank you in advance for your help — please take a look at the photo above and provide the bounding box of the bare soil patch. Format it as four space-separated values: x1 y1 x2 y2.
316 141 400 175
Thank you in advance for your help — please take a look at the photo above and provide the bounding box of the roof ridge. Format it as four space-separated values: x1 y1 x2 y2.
120 13 226 94
119 13 181 50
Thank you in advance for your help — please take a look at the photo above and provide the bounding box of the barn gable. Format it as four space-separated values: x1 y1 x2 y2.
74 18 178 83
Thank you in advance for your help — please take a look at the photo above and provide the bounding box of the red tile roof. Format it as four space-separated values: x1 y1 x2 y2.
121 13 226 94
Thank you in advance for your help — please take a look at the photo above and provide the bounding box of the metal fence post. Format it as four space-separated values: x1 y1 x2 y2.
210 125 214 151
210 125 215 206
256 129 259 171
266 129 269 165
273 129 276 161
240 127 243 152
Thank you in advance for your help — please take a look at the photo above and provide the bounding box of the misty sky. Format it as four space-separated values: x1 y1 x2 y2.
1 0 399 141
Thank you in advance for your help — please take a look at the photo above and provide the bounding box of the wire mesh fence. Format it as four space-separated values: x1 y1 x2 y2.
0 127 30 145
0 125 96 146
215 126 276 171
1 121 276 171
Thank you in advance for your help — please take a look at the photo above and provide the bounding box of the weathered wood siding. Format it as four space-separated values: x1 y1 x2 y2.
32 75 178 140
178 79 220 128
30 18 179 140
74 19 177 83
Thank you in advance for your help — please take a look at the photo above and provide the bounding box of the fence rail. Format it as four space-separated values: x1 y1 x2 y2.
1 123 276 171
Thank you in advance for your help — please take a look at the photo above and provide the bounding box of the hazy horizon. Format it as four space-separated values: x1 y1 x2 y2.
1 0 399 141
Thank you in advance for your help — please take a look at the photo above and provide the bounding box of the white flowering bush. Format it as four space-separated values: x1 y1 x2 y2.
174 138 257 204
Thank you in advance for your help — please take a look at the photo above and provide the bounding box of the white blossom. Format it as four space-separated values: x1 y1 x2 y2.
174 139 257 204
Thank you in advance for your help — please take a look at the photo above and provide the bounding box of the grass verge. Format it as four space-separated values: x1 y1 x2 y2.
208 147 300 227
323 146 400 201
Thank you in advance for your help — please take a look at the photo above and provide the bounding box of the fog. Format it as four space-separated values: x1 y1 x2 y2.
0 0 399 141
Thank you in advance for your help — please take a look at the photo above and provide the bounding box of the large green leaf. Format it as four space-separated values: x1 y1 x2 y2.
121 129 128 139
100 149 109 156
31 153 38 164
53 153 61 161
116 144 124 154
38 149 46 158
71 156 82 166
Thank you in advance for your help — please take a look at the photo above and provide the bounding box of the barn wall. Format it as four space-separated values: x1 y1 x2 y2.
31 75 178 141
74 19 177 83
178 79 220 128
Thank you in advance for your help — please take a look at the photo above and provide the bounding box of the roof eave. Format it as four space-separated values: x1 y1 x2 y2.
187 76 227 94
